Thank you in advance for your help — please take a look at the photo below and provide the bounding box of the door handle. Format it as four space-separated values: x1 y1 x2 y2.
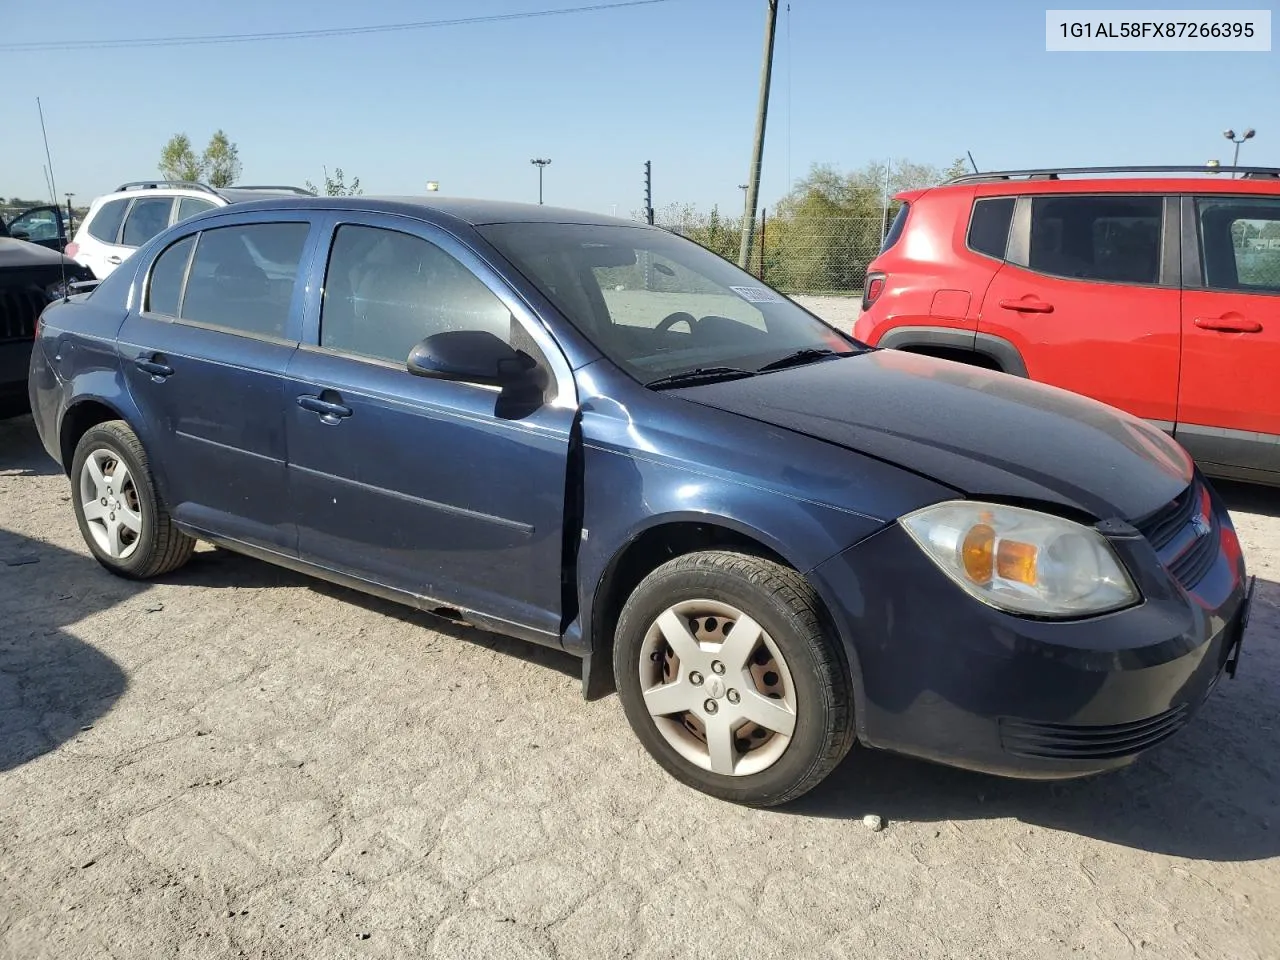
134 355 174 380
297 394 352 425
1194 316 1262 334
106 255 122 265
998 298 1055 314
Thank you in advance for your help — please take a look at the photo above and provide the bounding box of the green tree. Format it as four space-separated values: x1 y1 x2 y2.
158 130 242 185
305 167 362 197
202 130 241 188
159 133 203 182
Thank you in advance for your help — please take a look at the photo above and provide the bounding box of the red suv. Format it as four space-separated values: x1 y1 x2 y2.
854 165 1280 486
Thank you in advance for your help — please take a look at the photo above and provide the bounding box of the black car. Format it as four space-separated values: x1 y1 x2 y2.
1 238 94 417
26 196 1255 806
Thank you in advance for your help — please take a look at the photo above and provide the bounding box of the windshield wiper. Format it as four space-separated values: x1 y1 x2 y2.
645 366 757 390
756 347 843 373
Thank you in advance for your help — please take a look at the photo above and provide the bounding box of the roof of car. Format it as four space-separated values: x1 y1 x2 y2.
218 195 648 229
912 166 1280 200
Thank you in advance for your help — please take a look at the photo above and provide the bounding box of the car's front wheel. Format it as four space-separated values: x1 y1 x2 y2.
70 420 195 579
614 550 855 806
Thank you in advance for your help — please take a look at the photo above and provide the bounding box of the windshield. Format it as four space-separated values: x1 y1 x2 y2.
478 222 860 384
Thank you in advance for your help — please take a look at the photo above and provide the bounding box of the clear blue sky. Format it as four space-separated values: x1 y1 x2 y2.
2 0 1276 215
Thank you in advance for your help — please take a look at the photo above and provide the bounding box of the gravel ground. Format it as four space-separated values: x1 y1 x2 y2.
1 382 1277 958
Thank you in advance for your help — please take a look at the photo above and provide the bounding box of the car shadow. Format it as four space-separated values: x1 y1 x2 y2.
167 546 582 682
791 573 1280 862
0 414 62 478
0 526 132 773
1213 478 1280 519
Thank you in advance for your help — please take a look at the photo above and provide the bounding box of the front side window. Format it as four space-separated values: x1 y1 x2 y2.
479 222 858 384
121 198 175 247
1197 197 1280 293
1027 195 1162 284
146 235 196 316
7 207 62 242
87 199 129 243
179 223 309 338
320 224 514 364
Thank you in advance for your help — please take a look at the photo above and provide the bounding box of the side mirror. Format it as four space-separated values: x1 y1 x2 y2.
406 330 535 388
11 230 30 241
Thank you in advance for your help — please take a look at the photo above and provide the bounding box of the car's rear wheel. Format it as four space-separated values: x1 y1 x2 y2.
71 420 194 579
614 550 855 806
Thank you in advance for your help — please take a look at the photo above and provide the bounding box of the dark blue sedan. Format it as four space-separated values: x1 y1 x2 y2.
27 197 1253 805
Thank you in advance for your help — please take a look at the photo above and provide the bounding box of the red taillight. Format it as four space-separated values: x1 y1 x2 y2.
64 242 79 258
863 273 886 309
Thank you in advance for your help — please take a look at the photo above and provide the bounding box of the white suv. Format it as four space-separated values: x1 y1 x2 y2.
68 180 313 279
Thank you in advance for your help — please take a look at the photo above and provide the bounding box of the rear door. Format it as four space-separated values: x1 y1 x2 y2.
283 214 577 638
1176 194 1280 482
977 193 1181 425
118 213 318 551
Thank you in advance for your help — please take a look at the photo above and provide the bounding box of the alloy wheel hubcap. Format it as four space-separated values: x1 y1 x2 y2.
79 449 142 560
638 599 797 777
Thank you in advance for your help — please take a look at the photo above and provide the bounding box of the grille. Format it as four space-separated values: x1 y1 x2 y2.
999 705 1191 760
1132 478 1218 590
0 283 47 343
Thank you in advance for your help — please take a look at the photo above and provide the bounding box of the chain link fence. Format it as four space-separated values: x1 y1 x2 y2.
658 212 887 296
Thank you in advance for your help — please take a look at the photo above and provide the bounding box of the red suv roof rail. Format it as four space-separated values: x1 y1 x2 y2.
947 165 1280 184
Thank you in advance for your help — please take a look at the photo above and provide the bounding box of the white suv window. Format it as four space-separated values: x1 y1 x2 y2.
121 198 175 247
87 199 129 243
177 197 218 223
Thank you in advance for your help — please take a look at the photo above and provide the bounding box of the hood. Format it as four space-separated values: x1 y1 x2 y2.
674 349 1192 521
0 237 76 270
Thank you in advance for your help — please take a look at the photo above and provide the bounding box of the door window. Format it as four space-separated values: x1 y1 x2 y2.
1027 195 1162 284
319 224 515 364
179 223 310 338
6 207 62 242
1197 197 1280 293
86 199 129 243
121 198 175 247
176 197 218 223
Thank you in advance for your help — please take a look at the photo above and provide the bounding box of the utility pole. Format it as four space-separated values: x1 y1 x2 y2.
643 160 654 225
530 158 552 204
738 0 779 270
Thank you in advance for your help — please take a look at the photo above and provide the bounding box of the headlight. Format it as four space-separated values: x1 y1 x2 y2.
45 279 71 300
900 501 1139 617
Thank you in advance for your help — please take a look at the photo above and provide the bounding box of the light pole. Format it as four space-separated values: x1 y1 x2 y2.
530 158 551 204
1223 128 1255 176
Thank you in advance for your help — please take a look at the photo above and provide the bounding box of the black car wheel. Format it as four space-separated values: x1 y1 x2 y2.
614 550 855 806
70 420 194 579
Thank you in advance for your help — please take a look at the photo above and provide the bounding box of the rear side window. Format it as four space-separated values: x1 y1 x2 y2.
179 223 310 339
86 199 128 243
968 197 1015 259
177 197 218 223
122 198 175 247
1028 195 1162 284
1197 197 1280 293
879 202 910 253
146 235 196 316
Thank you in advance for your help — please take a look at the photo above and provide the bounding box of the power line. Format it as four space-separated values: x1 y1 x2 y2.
0 0 675 52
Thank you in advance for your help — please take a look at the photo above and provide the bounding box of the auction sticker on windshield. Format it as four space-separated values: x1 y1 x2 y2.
730 285 784 303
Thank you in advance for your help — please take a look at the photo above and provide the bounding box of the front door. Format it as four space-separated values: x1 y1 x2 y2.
284 217 576 638
1177 194 1280 482
978 193 1181 426
5 204 67 252
118 216 316 551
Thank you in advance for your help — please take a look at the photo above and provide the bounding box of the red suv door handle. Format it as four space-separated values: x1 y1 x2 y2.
1194 316 1262 333
998 298 1054 314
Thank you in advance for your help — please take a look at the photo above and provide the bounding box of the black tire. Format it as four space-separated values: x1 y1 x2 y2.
70 420 195 579
613 550 855 806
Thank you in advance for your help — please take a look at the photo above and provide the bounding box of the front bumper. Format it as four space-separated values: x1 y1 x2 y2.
811 486 1250 778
